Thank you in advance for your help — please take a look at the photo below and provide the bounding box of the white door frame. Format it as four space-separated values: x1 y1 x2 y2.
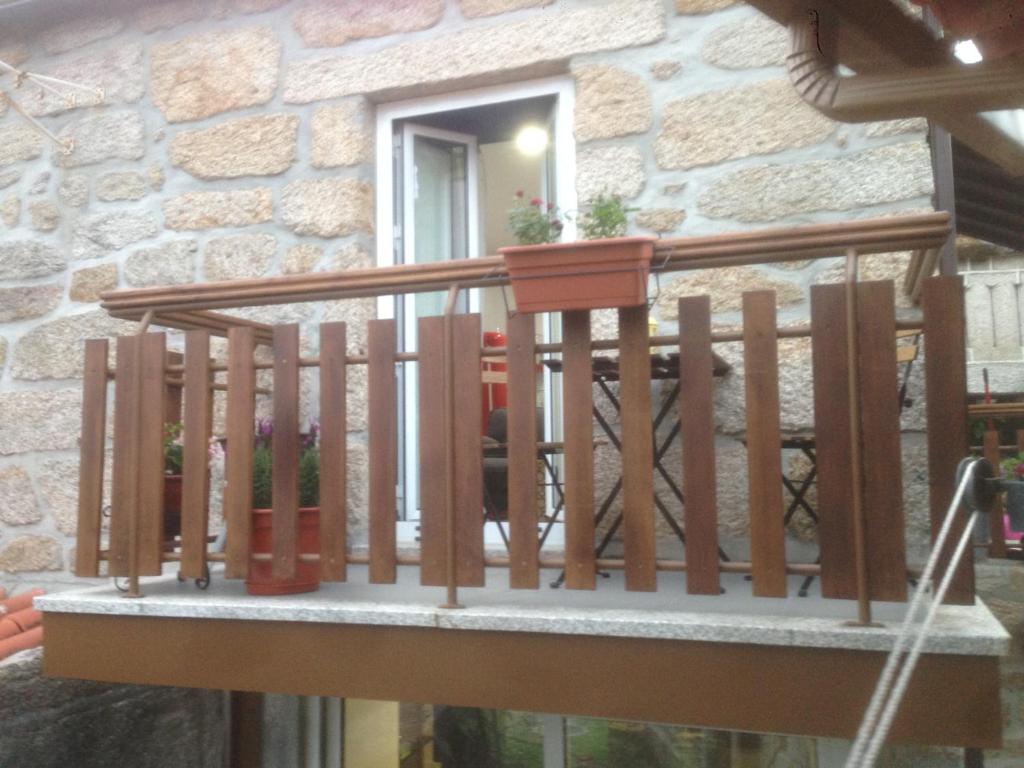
375 76 577 547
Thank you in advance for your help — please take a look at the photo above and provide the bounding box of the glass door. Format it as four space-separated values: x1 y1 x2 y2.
396 123 479 522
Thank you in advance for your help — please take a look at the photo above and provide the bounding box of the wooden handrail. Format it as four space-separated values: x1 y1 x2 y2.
98 213 951 332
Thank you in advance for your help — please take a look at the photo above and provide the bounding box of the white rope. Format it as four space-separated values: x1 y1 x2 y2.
860 512 978 766
844 459 980 768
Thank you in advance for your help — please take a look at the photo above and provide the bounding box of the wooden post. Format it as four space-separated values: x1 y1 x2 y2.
440 285 463 609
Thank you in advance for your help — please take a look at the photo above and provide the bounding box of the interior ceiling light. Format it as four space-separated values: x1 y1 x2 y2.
954 39 983 64
515 125 548 156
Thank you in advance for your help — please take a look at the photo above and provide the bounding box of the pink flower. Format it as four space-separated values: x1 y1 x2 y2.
547 202 556 211
515 190 524 198
530 197 542 207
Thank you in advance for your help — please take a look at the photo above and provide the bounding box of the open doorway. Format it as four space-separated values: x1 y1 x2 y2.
374 77 576 543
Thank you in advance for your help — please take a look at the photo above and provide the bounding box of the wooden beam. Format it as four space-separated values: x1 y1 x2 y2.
44 612 1003 750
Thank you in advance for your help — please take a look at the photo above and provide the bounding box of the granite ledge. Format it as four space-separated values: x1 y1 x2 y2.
36 573 1010 657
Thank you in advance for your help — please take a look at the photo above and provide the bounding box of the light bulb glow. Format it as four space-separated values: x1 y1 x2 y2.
954 39 983 64
515 125 548 156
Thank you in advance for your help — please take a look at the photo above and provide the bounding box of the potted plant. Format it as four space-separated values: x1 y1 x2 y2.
499 191 655 313
163 422 184 541
1001 452 1024 538
246 418 322 596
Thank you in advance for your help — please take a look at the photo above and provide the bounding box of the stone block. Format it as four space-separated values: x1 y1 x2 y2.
96 172 148 202
283 244 323 274
39 15 123 55
311 101 373 168
655 80 835 170
282 178 372 237
698 142 933 222
163 188 273 230
204 233 276 281
0 536 62 572
72 212 159 260
22 43 144 117
674 0 735 12
134 0 208 33
0 284 62 322
635 208 686 233
293 0 443 47
0 126 43 167
702 15 787 69
460 0 551 16
576 146 646 202
125 241 198 286
28 200 59 232
1 194 19 227
0 467 40 526
650 60 681 80
170 114 298 179
59 175 89 208
573 64 652 143
0 242 66 280
11 311 136 381
152 26 280 122
0 389 82 453
284 0 665 102
57 111 146 168
70 263 119 302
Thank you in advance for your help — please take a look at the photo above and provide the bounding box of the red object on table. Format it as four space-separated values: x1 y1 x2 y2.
482 330 508 434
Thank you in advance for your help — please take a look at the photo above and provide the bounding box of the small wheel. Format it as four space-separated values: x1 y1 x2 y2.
195 563 211 590
177 570 186 582
114 575 129 593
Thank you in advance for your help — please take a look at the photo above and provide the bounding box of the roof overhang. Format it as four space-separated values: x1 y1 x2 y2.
747 0 1024 177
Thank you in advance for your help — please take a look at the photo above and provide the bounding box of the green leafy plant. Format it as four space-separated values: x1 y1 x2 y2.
508 190 563 245
164 422 183 475
251 418 320 509
579 192 635 240
1001 452 1024 481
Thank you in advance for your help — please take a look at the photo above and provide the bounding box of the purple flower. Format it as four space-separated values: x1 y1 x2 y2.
255 417 273 447
303 419 320 450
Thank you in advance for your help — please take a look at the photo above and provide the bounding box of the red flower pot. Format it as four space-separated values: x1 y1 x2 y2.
245 507 321 596
163 474 183 541
499 237 655 313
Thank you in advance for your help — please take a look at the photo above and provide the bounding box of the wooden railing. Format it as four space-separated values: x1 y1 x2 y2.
74 273 973 615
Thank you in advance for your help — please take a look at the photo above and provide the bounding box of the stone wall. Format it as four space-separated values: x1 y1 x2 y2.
0 647 225 768
0 0 935 588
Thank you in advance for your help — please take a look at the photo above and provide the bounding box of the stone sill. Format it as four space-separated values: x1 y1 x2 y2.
37 565 1009 657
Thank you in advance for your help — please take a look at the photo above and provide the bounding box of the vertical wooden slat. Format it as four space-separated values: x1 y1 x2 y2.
137 333 167 576
810 284 858 599
857 281 907 601
75 339 108 578
180 331 212 580
319 322 348 582
678 296 720 596
922 275 974 604
109 335 140 577
368 319 397 584
618 305 656 592
224 327 256 580
453 314 484 587
742 291 787 598
983 429 1008 558
418 317 445 586
562 310 595 590
272 324 301 581
506 312 539 589
856 280 913 602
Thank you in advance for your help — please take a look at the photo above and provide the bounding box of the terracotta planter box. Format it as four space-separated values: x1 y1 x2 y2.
246 507 321 596
499 236 656 313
